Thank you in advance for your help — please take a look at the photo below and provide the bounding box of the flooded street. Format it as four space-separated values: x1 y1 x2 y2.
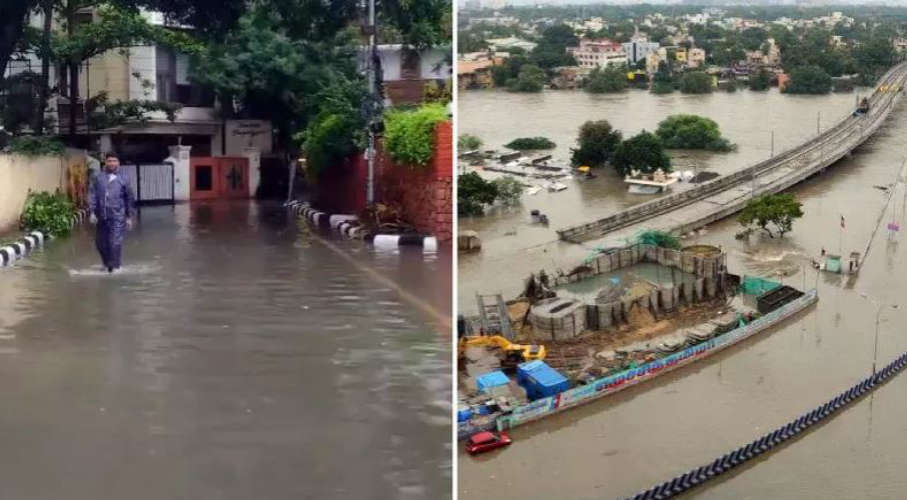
0 202 451 500
458 88 907 499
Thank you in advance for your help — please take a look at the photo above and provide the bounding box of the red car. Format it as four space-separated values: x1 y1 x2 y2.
465 431 512 455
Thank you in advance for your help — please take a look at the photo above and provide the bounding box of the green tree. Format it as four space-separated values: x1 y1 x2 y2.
612 131 671 176
651 60 675 94
749 69 772 91
738 193 804 238
458 171 499 216
529 23 577 69
655 114 734 152
785 65 833 94
570 120 622 167
679 71 713 94
508 64 545 92
458 134 482 151
585 65 629 93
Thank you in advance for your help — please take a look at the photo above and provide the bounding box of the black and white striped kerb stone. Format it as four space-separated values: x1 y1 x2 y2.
329 215 362 239
0 230 46 267
373 234 438 252
292 203 330 228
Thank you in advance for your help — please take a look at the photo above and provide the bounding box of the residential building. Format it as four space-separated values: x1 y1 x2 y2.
457 59 496 90
688 48 706 69
571 38 627 69
373 45 451 105
623 33 660 65
486 37 538 53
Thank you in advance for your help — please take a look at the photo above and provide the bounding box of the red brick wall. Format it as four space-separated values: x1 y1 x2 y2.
312 121 453 242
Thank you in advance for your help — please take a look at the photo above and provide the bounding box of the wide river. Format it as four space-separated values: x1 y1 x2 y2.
459 87 907 499
0 201 451 500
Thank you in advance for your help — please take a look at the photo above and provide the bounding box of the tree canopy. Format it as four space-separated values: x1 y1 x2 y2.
679 71 713 94
570 120 622 167
508 64 545 92
458 171 499 216
585 65 629 93
738 193 804 238
785 65 833 94
655 114 734 152
612 131 671 176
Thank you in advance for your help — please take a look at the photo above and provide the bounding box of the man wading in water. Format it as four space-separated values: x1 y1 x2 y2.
89 153 135 273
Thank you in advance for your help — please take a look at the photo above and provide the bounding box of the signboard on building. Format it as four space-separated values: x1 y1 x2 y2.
225 120 272 155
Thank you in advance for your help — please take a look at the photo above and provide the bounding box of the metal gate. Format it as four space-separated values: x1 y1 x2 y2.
121 163 175 204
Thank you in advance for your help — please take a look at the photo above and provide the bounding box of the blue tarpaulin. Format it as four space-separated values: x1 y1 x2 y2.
517 360 570 400
476 370 510 393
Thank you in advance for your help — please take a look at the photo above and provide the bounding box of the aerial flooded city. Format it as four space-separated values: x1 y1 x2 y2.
457 2 907 499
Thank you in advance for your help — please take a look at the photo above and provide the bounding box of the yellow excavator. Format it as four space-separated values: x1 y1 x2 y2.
459 335 546 369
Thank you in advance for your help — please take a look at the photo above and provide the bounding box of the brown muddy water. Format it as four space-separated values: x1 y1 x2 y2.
0 202 451 500
459 88 907 499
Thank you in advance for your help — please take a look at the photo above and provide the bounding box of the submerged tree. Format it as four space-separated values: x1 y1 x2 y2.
570 119 622 167
612 131 671 176
458 171 498 216
655 114 734 152
738 193 804 238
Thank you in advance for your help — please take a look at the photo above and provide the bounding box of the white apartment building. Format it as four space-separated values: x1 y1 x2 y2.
571 38 628 69
623 34 660 65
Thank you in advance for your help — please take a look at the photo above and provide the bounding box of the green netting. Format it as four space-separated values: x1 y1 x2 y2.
741 275 781 296
629 230 682 250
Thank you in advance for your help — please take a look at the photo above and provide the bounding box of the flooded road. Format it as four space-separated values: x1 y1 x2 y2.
458 88 907 499
0 201 451 500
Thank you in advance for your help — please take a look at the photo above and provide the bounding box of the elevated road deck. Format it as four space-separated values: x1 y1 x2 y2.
557 62 907 245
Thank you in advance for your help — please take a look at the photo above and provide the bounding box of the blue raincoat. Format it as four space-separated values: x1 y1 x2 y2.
88 170 135 269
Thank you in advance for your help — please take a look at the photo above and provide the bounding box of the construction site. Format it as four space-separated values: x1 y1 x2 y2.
458 236 814 438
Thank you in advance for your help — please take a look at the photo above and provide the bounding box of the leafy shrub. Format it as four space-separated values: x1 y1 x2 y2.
504 137 556 150
301 112 362 180
9 136 66 157
20 190 75 236
384 103 449 167
458 134 483 151
491 176 524 206
459 172 498 216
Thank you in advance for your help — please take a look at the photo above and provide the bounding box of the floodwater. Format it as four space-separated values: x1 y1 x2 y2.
458 88 907 499
0 202 451 500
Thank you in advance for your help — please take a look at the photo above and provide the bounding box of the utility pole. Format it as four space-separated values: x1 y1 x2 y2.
366 0 377 205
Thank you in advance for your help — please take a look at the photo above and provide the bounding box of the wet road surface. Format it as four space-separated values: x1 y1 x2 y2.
0 201 451 500
459 88 907 498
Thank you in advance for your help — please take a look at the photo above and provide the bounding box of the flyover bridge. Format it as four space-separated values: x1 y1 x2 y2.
556 62 907 245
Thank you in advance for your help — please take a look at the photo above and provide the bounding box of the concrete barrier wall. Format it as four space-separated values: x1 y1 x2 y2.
0 150 87 233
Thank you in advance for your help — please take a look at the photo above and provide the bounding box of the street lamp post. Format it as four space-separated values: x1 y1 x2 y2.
861 292 899 376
